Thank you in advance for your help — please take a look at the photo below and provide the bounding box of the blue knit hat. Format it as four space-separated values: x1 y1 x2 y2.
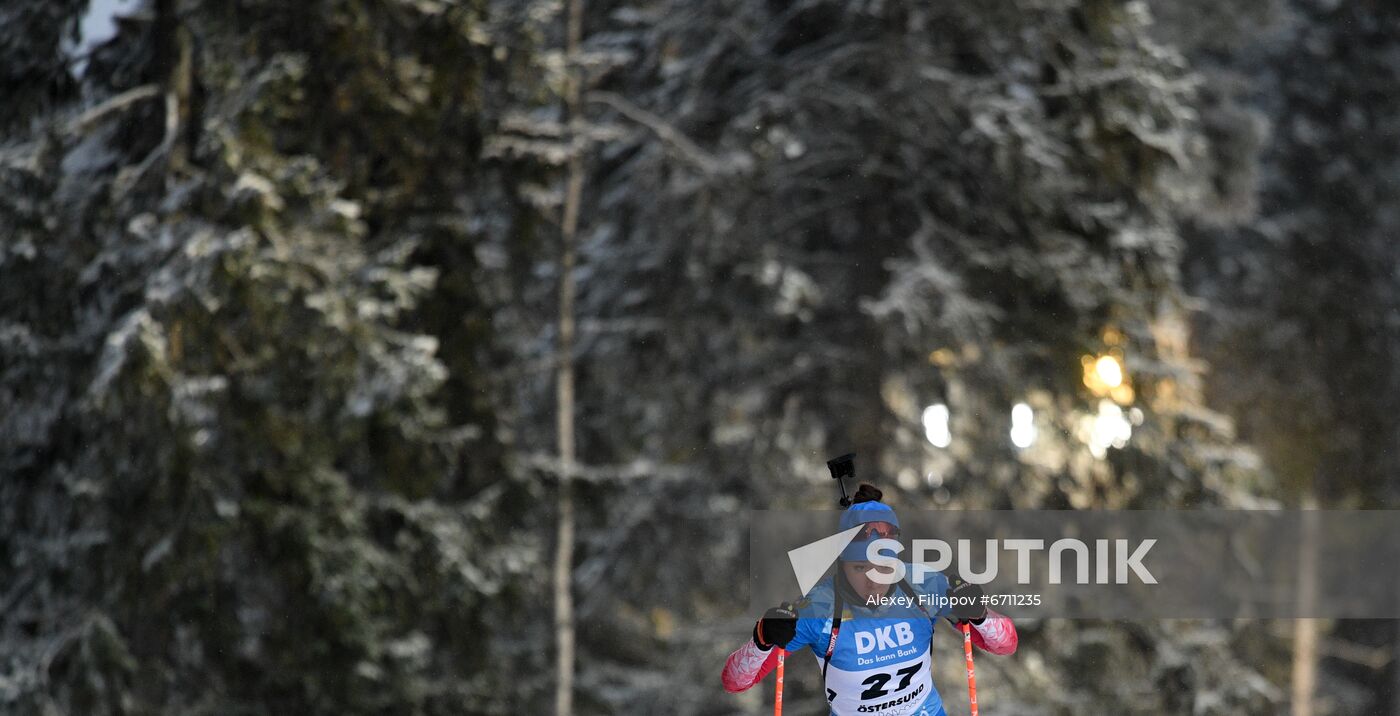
838 499 900 562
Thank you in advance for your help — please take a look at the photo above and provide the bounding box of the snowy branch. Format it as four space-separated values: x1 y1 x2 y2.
521 451 699 483
587 90 739 175
65 84 161 135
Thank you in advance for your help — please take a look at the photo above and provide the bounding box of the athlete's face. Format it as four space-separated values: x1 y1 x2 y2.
841 560 896 604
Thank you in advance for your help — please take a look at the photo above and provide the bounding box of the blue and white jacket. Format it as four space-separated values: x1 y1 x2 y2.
723 566 1017 716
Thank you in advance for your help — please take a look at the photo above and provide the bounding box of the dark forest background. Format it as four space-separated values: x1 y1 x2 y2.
2 0 1398 714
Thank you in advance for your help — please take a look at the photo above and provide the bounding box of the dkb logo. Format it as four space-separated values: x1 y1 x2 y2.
854 623 915 654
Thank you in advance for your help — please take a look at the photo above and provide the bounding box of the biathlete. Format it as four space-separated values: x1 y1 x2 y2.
722 484 1017 716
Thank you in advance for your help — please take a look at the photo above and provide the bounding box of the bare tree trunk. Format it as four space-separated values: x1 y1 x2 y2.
553 0 585 713
1291 491 1319 716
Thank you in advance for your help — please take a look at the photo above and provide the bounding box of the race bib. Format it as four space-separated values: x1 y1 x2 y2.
821 621 935 716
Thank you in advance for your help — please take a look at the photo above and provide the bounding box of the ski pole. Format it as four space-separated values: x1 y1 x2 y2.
773 648 786 716
961 622 978 716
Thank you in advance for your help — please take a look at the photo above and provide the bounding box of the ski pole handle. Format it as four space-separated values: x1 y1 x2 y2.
962 622 978 716
773 648 786 716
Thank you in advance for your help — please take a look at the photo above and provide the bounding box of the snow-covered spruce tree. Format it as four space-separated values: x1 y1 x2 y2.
530 0 1279 713
1178 0 1400 510
1167 0 1400 711
1 1 553 713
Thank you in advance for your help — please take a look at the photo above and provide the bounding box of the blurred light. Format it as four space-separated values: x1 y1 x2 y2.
1086 399 1132 458
897 468 919 490
928 348 956 367
1082 352 1133 405
1110 383 1135 405
1010 402 1036 449
1094 355 1123 389
1128 407 1145 426
923 403 951 448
